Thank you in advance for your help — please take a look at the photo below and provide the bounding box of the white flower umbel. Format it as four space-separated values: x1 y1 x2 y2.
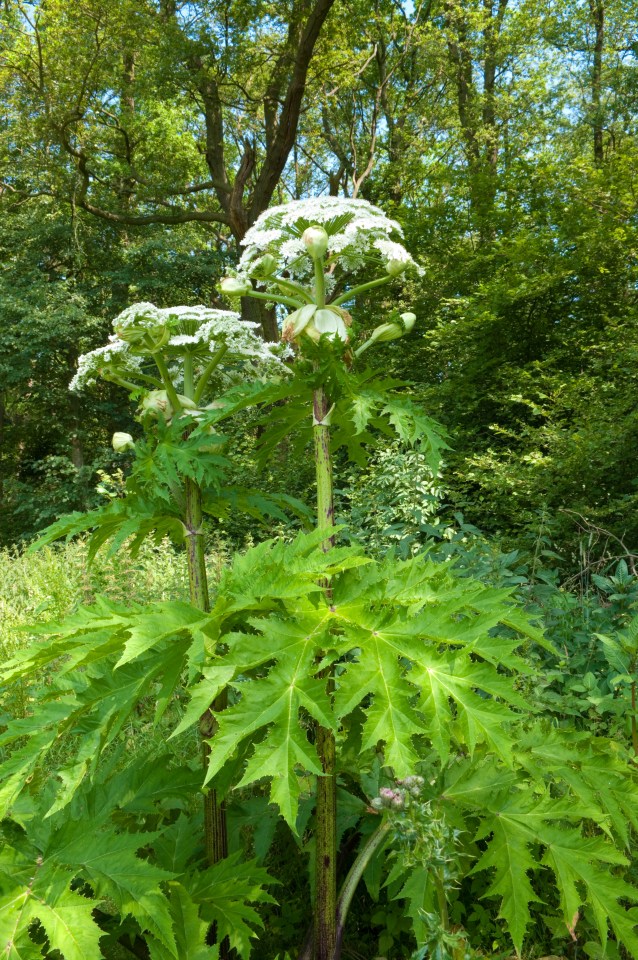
222 197 419 355
69 337 145 392
238 197 422 284
70 302 288 405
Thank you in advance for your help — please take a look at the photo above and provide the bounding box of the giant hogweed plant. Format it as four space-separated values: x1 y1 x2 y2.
0 303 294 959
2 198 638 960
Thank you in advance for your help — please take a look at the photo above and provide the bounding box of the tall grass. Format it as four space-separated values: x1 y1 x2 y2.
0 537 208 659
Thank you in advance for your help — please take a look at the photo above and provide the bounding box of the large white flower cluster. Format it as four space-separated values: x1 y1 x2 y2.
70 302 285 392
69 337 144 392
238 197 422 283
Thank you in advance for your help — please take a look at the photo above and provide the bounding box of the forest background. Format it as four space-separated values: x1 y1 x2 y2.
2 0 637 572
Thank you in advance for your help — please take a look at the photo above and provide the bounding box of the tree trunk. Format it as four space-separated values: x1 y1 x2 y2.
589 0 605 164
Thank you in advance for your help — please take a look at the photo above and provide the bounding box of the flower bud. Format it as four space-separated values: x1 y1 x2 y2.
370 797 385 811
282 304 317 342
367 311 416 347
114 321 170 352
302 225 329 259
112 432 134 453
251 254 277 278
387 258 408 277
140 389 173 420
220 277 251 297
312 308 348 342
176 394 197 411
368 322 403 344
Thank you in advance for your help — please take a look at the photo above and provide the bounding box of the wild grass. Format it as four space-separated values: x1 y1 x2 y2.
0 537 210 660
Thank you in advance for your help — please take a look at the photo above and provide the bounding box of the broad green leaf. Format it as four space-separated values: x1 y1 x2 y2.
167 883 218 960
50 824 177 956
188 854 277 958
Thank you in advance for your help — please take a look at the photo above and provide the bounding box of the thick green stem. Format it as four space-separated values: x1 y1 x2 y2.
103 374 148 393
194 343 229 405
314 259 326 309
331 274 391 307
353 337 376 359
181 370 229 897
313 383 337 960
151 351 183 411
273 276 315 303
434 871 449 932
246 288 303 309
334 821 391 959
184 479 209 612
183 352 195 399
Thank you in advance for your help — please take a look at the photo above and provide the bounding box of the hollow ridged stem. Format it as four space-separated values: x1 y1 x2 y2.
180 367 229 912
313 381 337 960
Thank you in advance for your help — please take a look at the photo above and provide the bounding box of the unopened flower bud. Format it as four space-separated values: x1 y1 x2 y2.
370 797 385 811
387 258 408 276
115 321 170 352
220 277 251 297
391 795 405 810
368 322 403 344
141 389 173 420
112 432 134 453
282 304 317 342
251 254 277 278
302 225 329 259
312 308 348 342
366 311 416 347
176 394 197 411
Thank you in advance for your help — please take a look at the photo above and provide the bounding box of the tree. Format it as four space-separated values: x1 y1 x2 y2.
0 0 339 339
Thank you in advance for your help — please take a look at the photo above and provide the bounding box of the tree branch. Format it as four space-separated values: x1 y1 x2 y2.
249 0 338 222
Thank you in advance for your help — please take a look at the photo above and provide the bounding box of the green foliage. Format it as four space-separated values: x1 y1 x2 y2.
33 410 310 561
0 802 271 960
340 440 445 556
160 527 638 954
